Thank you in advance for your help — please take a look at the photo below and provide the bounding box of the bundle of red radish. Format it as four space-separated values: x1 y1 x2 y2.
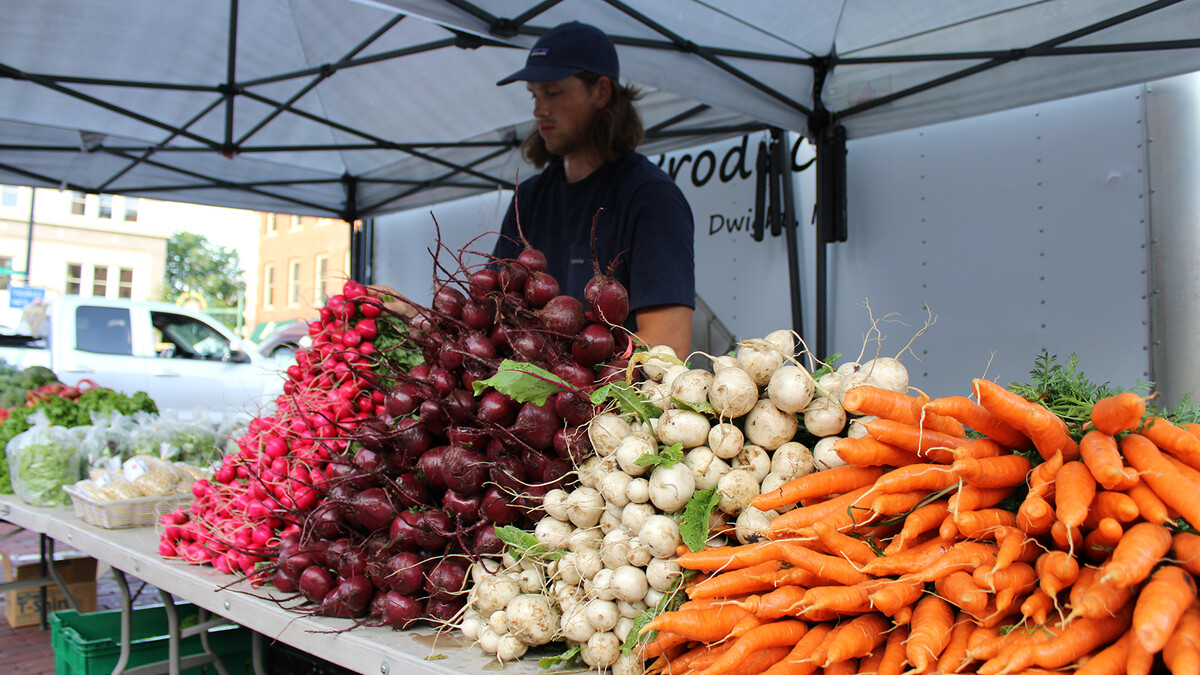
159 238 633 629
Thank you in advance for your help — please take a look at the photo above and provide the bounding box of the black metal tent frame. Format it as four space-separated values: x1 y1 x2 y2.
3 0 1199 355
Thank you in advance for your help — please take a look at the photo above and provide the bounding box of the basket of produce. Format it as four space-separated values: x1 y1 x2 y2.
63 457 207 529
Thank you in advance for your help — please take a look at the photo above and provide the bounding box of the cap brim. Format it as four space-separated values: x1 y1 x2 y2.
496 64 583 86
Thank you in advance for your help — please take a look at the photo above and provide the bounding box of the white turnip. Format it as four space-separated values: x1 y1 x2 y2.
645 558 682 593
804 396 847 437
684 447 730 490
711 354 738 373
625 477 650 504
615 434 656 476
473 572 521 617
614 651 646 675
732 444 771 482
566 527 602 554
582 631 622 668
771 441 815 480
847 415 878 439
496 634 528 661
576 548 604 580
767 365 816 414
627 537 652 567
734 507 778 544
488 610 508 635
560 605 595 642
656 409 711 448
660 363 689 391
621 502 656 538
478 626 500 654
584 598 619 632
506 594 559 646
566 487 606 528
708 423 745 459
534 515 573 550
600 530 632 569
736 340 785 387
638 515 683 558
589 413 632 457
598 471 632 507
717 469 759 515
862 356 909 393
543 488 570 521
611 565 650 604
813 436 848 471
709 367 759 418
744 400 798 450
671 369 714 405
649 461 696 513
641 345 679 381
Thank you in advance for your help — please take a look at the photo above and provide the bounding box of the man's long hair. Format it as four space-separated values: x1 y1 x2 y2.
522 73 645 169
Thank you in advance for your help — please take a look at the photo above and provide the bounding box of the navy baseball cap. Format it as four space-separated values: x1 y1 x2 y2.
497 21 619 86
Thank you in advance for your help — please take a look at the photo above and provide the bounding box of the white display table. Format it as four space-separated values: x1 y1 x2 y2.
0 495 544 675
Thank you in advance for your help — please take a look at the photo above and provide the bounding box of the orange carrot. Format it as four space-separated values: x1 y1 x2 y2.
818 612 890 667
1162 602 1200 675
1019 588 1054 626
986 526 1038 580
675 540 791 572
1088 490 1140 524
937 615 977 674
876 624 909 675
831 436 923 468
1132 564 1197 654
820 657 858 675
862 418 964 462
951 453 1032 488
735 585 808 620
974 561 1036 595
972 378 1038 430
753 465 886 511
666 642 735 674
858 649 885 675
778 542 872 586
719 646 793 675
984 604 1133 675
884 499 950 554
949 436 1008 459
844 384 966 437
1016 493 1054 535
1140 416 1200 468
1090 391 1148 435
767 485 877 536
910 541 997 583
868 574 926 617
811 520 878 566
1071 632 1130 675
801 579 887 616
1025 405 1080 461
949 484 1015 513
868 489 929 517
1122 476 1172 525
1035 550 1080 604
1126 626 1155 675
965 625 1008 663
869 462 958 494
1028 450 1064 498
1175 532 1200 577
688 560 786 599
1121 433 1200 530
641 605 755 641
1067 572 1136 623
639 630 689 659
1079 430 1138 490
760 621 832 675
935 570 989 614
906 595 957 674
1081 517 1124 562
953 509 1019 539
1098 522 1172 587
694 619 809 675
1050 519 1084 555
862 537 954 577
1055 460 1096 531
925 395 1033 450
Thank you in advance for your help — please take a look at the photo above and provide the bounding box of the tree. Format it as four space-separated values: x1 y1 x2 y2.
163 231 245 310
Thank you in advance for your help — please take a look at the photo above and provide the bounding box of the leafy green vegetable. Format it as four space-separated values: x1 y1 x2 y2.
672 398 716 416
494 524 560 562
538 645 580 670
678 488 722 552
472 360 574 405
591 382 662 424
7 424 81 506
371 315 422 382
811 352 841 379
1007 353 1125 436
622 572 691 654
636 442 683 468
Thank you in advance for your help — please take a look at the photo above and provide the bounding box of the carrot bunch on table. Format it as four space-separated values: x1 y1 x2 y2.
636 380 1200 675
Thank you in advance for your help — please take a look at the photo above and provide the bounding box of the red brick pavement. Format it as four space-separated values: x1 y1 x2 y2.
1 523 159 675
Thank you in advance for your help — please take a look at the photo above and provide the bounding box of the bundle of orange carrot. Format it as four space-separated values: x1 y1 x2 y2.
635 377 1200 675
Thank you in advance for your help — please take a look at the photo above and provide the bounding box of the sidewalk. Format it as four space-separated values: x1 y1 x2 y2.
1 523 159 675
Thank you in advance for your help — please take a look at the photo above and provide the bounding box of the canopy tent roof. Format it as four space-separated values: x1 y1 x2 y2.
2 0 1200 221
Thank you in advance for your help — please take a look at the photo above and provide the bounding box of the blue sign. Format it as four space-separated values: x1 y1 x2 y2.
9 286 45 309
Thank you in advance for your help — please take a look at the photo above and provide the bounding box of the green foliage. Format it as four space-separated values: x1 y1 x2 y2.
494 524 560 562
164 231 245 326
678 488 722 552
636 442 684 469
591 382 662 425
473 360 574 405
538 645 580 670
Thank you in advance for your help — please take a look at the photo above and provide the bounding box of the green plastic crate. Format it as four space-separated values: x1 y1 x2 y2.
50 603 253 675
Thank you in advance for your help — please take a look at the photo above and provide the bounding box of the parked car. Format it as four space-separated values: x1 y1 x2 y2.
255 320 311 361
0 296 285 414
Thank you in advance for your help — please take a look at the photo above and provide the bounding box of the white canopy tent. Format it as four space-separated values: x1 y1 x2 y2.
3 0 1199 220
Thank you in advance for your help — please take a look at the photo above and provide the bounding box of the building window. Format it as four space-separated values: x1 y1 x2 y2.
265 214 278 236
0 256 12 290
66 263 83 295
71 191 87 215
99 194 114 219
263 264 276 308
290 215 302 231
1 185 18 208
124 197 139 222
288 260 301 306
118 268 133 299
314 255 329 307
93 266 109 297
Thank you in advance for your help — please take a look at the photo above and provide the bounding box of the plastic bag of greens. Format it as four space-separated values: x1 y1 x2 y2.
5 412 83 506
79 410 137 471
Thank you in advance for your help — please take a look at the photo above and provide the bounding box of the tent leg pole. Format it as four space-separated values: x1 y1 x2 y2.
350 218 374 284
772 129 804 343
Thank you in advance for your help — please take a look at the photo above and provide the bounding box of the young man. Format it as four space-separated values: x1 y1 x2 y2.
493 21 696 357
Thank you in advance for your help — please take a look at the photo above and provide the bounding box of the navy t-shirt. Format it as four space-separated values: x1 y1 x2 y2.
492 152 695 331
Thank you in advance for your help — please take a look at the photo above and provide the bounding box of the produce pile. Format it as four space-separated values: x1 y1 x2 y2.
622 355 1200 675
159 240 633 626
456 332 911 670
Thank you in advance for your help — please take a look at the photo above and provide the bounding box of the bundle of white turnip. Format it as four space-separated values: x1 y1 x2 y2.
457 329 916 670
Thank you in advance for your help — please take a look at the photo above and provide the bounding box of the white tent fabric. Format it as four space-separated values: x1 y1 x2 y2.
2 0 1199 219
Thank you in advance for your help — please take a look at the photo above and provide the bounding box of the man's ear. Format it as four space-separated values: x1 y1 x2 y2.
593 75 614 108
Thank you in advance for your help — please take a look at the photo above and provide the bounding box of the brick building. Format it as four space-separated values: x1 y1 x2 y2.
253 214 352 328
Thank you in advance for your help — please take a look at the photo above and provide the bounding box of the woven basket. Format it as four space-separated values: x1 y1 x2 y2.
62 485 194 529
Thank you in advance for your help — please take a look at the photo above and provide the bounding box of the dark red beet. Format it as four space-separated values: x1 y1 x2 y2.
425 558 469 600
315 575 373 618
388 510 422 551
572 323 616 366
552 360 595 389
393 473 428 508
299 565 335 604
432 286 466 319
437 340 465 371
393 418 432 460
510 401 560 450
553 426 593 463
482 486 521 524
498 262 529 294
384 384 420 417
468 268 500 297
350 487 395 532
271 569 297 593
472 525 505 556
461 300 496 332
442 488 483 523
584 275 630 325
524 271 559 307
517 248 548 273
509 331 547 361
382 592 425 629
554 391 594 426
443 389 477 423
540 295 587 335
476 391 519 426
383 552 425 595
462 331 497 359
426 596 466 623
